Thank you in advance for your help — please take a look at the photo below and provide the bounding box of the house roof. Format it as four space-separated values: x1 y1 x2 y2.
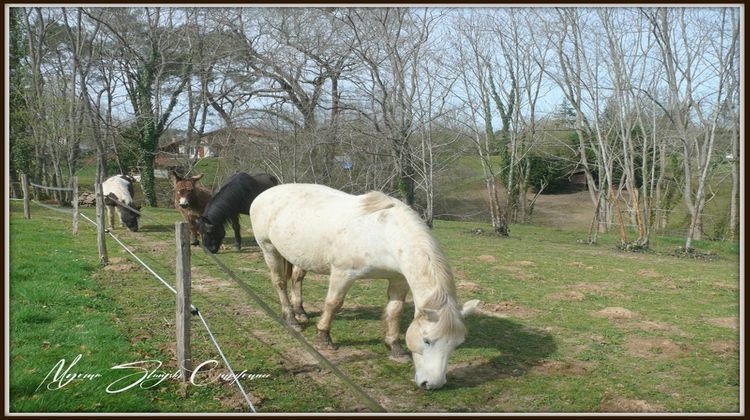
159 127 272 150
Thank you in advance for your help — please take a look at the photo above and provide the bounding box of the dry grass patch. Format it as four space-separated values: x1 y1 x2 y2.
624 337 686 360
530 359 594 377
708 341 738 356
546 290 586 302
479 301 540 319
706 317 739 330
636 268 661 278
594 307 638 320
600 396 666 413
477 255 497 263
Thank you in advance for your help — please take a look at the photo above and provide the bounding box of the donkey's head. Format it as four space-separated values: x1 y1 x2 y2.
170 171 205 209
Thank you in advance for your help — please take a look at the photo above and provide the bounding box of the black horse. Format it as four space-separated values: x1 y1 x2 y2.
198 172 279 253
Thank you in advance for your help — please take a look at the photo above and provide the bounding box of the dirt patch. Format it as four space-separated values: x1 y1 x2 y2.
497 265 535 281
104 262 139 272
192 276 233 291
637 268 661 278
457 281 483 292
594 307 637 320
568 261 594 270
600 396 665 413
217 392 265 412
706 317 739 330
479 301 540 319
477 255 497 263
315 348 379 366
708 341 738 356
624 337 685 360
530 359 594 376
712 282 739 291
631 321 687 337
546 291 586 302
572 282 627 299
510 260 535 267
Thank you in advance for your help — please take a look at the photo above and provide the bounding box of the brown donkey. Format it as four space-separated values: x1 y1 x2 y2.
170 171 212 245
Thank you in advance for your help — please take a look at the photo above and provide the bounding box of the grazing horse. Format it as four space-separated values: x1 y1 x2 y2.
198 172 279 254
102 175 141 232
170 171 212 246
250 183 479 390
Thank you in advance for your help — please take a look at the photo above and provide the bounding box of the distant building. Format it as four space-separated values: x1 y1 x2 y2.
159 127 272 159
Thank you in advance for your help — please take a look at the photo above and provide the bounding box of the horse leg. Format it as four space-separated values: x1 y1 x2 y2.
384 276 410 363
231 214 242 250
263 251 300 331
189 217 200 246
107 206 115 230
290 266 308 322
315 269 355 350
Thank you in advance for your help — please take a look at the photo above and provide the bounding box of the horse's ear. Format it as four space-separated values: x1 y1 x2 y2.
191 173 204 183
198 216 211 229
461 300 480 317
419 308 440 323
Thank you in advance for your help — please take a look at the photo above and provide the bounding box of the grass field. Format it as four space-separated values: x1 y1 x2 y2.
8 200 741 413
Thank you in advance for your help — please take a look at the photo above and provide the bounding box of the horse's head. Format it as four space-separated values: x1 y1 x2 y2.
171 171 204 209
121 203 141 232
197 216 225 254
405 299 480 390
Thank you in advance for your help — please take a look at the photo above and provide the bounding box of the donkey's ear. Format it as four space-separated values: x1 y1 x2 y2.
169 170 181 185
419 308 440 323
191 173 205 183
461 300 480 317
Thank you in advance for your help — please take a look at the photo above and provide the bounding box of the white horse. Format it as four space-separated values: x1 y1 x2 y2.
250 183 479 390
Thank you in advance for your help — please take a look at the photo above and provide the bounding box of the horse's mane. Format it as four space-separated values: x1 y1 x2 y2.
360 190 462 338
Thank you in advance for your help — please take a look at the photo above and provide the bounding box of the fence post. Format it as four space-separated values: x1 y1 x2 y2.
95 182 108 264
175 222 192 381
21 173 30 219
72 176 79 235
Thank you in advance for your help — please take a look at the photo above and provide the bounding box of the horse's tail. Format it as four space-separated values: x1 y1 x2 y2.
360 191 397 214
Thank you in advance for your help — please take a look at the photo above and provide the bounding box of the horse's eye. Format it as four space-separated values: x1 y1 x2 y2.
423 338 431 346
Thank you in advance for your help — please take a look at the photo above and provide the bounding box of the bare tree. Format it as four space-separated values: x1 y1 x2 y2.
643 7 739 249
451 15 508 234
342 7 443 208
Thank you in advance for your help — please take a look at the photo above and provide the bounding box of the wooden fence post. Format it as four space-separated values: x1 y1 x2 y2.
21 173 30 219
72 176 79 235
95 182 108 264
175 222 192 381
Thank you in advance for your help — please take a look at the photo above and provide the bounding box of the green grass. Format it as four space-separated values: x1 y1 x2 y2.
9 200 740 413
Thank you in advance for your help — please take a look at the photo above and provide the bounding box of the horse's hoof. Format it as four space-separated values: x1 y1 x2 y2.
387 342 410 362
314 330 338 350
294 310 309 323
234 243 241 251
